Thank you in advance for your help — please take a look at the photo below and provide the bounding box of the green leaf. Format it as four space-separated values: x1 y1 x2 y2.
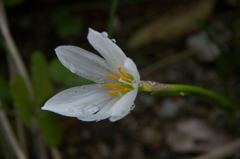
36 112 63 147
49 58 94 87
31 51 53 107
10 74 31 127
49 58 72 84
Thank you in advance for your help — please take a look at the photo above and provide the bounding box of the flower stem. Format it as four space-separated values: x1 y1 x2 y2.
169 84 236 109
141 81 239 113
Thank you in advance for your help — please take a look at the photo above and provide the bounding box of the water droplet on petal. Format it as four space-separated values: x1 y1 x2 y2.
131 104 135 110
82 104 99 114
101 32 108 37
111 39 116 43
69 64 76 73
81 86 85 90
74 90 79 94
121 110 126 115
99 79 104 84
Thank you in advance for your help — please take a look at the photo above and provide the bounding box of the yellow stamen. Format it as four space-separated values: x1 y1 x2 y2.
104 68 133 95
102 84 121 88
105 74 119 80
120 76 129 81
118 67 128 78
108 88 130 94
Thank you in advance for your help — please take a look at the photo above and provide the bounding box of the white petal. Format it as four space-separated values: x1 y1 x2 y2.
109 90 138 122
77 97 119 121
42 84 115 117
55 45 116 84
123 58 140 87
87 28 127 69
77 114 110 122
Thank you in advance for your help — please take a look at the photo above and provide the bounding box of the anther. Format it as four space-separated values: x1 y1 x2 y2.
105 74 119 80
102 84 121 88
108 88 130 94
118 67 128 78
120 76 129 81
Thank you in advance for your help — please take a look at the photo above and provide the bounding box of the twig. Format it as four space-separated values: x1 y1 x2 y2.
190 138 240 159
15 113 28 156
0 1 62 159
0 102 27 159
0 0 31 155
0 0 33 97
31 119 49 159
51 147 62 159
140 34 230 78
140 47 200 77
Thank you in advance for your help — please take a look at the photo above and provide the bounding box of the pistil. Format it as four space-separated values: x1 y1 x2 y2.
103 67 134 94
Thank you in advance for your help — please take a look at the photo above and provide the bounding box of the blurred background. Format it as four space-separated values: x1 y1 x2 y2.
0 0 240 158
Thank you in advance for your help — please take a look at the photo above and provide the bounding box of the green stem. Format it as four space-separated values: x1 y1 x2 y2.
107 0 118 38
169 84 236 109
140 81 239 113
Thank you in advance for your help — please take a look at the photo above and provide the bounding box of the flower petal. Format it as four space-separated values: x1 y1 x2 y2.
55 45 116 84
42 84 116 117
77 97 119 121
109 90 138 122
123 58 140 82
87 28 126 69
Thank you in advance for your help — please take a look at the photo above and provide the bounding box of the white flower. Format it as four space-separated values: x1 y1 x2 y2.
42 28 141 122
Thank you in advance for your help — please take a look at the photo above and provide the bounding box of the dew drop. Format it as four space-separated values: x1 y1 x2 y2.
138 82 142 87
111 39 116 43
81 86 86 90
121 110 126 115
101 32 108 37
149 81 156 86
131 104 135 110
74 90 79 94
82 104 99 114
69 64 76 73
99 79 104 84
132 83 137 89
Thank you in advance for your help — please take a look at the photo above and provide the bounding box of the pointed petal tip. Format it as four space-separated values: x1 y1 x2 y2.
54 45 64 51
87 28 99 40
54 45 69 53
54 46 65 56
41 105 47 111
41 103 50 110
88 28 94 32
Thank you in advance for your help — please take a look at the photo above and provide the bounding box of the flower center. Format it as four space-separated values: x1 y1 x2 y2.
102 67 134 94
